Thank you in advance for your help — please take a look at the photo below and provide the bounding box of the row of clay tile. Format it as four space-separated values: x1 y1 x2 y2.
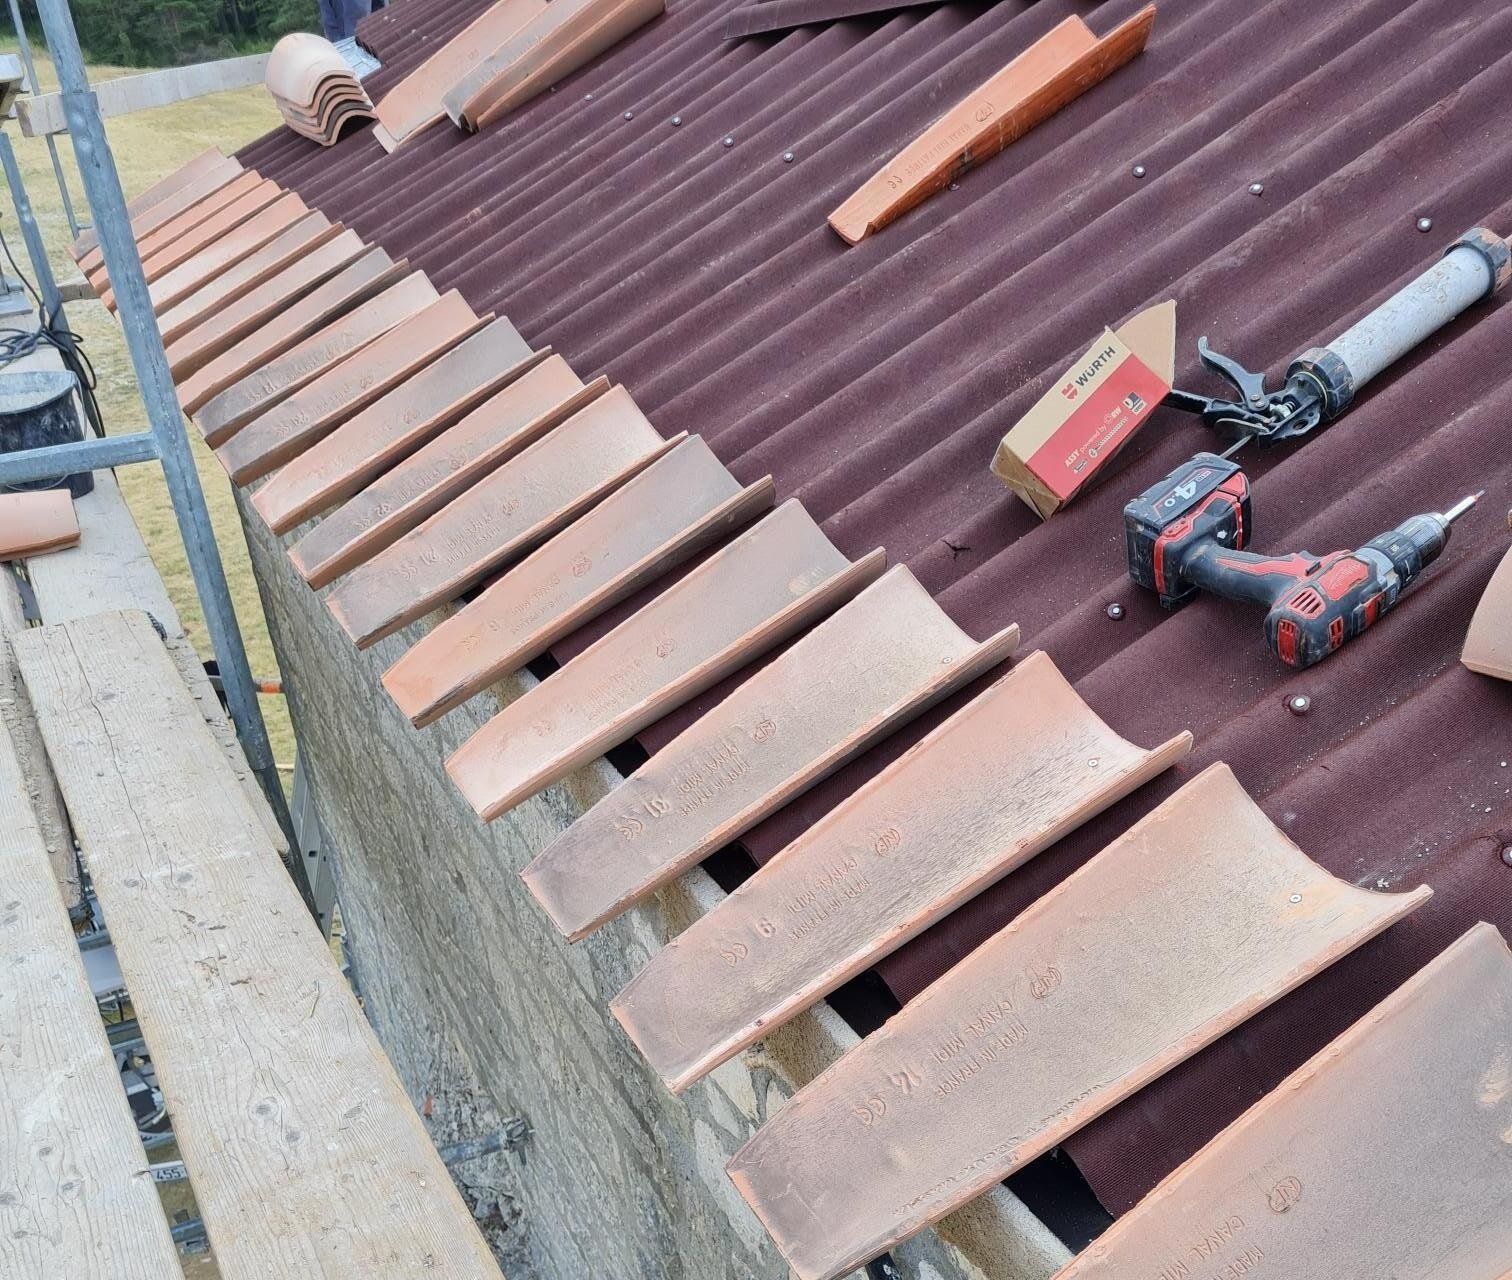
125 150 1510 1280
265 32 376 146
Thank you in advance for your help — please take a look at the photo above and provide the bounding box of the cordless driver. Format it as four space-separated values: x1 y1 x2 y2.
1124 452 1480 669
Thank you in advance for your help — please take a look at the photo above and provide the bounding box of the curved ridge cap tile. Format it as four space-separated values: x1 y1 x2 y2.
176 248 404 418
379 433 774 727
290 354 596 590
1050 922 1512 1280
525 564 1022 942
267 32 356 105
1463 542 1512 681
194 273 440 447
230 289 482 497
322 384 683 648
238 314 528 525
609 649 1192 1094
443 499 887 820
374 0 548 145
829 5 1156 244
722 762 1432 1280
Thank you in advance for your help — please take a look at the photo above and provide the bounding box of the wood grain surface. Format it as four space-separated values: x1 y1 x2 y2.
526 565 1020 941
612 649 1190 1093
288 354 593 589
324 384 676 647
163 229 368 381
194 272 439 447
14 610 505 1280
174 247 404 417
0 712 184 1280
231 313 528 503
155 212 342 346
1050 923 1512 1280
381 435 774 727
724 763 1431 1280
232 290 482 507
446 499 885 820
1464 543 1512 681
828 7 1155 244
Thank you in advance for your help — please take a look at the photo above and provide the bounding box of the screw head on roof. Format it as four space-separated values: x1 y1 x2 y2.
670 115 682 126
949 181 960 191
1249 182 1264 196
1287 693 1312 715
1289 893 1303 904
1132 164 1146 179
1105 602 1125 620
1502 845 1512 868
782 151 795 164
623 111 634 120
1417 216 1433 233
584 92 594 101
722 135 735 148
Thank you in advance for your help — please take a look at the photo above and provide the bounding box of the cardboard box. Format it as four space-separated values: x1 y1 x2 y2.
992 300 1176 519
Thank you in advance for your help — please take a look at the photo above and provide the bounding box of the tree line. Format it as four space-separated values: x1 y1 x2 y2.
21 0 321 67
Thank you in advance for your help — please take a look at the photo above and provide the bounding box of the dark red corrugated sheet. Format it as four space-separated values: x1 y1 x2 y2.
241 0 1512 1214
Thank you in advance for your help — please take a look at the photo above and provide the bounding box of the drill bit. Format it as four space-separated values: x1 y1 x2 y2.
1441 491 1484 525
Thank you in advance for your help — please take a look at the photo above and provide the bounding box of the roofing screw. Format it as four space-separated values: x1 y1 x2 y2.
1105 602 1126 620
623 111 634 120
1416 216 1433 233
949 181 960 191
584 92 594 101
1502 846 1512 868
782 151 795 164
722 135 735 148
1132 164 1146 179
1248 182 1264 196
670 115 682 126
1287 693 1312 715
1289 893 1303 904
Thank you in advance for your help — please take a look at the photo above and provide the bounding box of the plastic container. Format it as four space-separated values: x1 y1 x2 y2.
0 368 93 498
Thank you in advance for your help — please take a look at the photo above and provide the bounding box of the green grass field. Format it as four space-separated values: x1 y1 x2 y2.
7 44 294 764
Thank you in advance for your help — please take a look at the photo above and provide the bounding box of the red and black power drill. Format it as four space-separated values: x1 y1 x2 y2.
1124 453 1480 668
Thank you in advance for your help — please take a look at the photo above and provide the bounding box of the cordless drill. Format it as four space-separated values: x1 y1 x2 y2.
1124 453 1480 668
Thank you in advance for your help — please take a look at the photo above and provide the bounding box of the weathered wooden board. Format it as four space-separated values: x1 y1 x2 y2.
381 435 774 727
176 249 406 420
446 500 887 820
232 291 484 506
1464 543 1512 681
724 763 1432 1280
526 566 1021 941
289 354 591 588
71 146 231 259
13 609 505 1280
1050 922 1512 1280
234 315 531 504
163 229 368 381
324 385 678 647
156 213 342 346
612 649 1191 1092
374 0 546 148
0 713 183 1280
194 273 441 448
828 7 1156 244
445 0 665 130
0 573 77 907
138 191 310 313
21 54 271 138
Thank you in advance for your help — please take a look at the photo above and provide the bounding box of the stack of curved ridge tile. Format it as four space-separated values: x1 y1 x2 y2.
1463 517 1512 681
265 32 376 146
122 149 1509 1280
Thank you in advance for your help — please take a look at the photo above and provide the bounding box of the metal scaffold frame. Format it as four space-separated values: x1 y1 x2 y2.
0 0 300 875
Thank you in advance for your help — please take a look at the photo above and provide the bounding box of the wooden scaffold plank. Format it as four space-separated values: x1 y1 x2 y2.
14 610 505 1280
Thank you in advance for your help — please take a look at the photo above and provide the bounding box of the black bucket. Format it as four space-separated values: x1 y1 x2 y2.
0 369 94 499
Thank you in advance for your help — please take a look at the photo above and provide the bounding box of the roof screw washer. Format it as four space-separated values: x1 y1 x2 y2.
1249 182 1264 196
584 92 593 101
670 115 682 126
1287 693 1312 715
1417 216 1433 233
1132 164 1146 179
1502 846 1512 868
1105 602 1125 620
782 151 795 164
623 111 634 120
722 134 735 148
1289 893 1303 904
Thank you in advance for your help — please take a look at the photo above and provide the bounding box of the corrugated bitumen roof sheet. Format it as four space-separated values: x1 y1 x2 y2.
240 0 1512 1214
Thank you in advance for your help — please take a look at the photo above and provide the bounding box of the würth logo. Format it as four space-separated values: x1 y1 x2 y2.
1061 383 1079 401
1069 344 1121 393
